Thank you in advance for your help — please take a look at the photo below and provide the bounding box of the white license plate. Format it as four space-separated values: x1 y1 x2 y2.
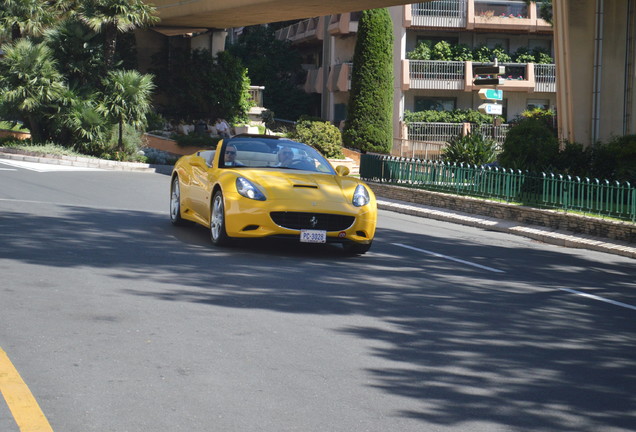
300 229 327 243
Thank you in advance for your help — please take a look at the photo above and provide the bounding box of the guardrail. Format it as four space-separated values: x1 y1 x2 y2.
360 155 636 221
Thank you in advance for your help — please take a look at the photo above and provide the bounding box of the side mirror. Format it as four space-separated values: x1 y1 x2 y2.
335 165 350 176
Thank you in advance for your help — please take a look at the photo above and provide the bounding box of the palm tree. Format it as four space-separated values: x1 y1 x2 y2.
0 39 66 142
98 69 155 151
78 0 159 72
0 0 63 40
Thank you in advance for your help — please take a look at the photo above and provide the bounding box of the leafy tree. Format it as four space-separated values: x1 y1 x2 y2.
342 8 393 153
228 25 312 121
97 69 154 151
152 48 251 123
77 0 158 71
0 39 66 142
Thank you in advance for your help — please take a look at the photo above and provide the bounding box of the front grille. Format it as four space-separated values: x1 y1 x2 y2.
270 212 355 231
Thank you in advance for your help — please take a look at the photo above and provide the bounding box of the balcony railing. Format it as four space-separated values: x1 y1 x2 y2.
405 60 555 93
534 63 556 92
408 60 465 90
411 0 467 28
248 86 265 107
407 0 552 31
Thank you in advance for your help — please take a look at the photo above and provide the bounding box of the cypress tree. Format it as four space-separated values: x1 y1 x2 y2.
342 8 394 153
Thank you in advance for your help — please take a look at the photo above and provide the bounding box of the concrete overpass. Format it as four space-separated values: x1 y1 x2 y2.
149 0 636 147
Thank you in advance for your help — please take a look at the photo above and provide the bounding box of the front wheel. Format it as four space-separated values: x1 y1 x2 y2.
343 241 372 256
210 190 230 246
170 176 184 226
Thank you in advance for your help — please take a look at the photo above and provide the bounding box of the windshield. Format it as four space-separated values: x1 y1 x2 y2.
220 137 336 174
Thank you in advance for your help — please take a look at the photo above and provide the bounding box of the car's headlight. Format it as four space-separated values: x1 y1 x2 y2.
352 184 370 207
236 177 266 201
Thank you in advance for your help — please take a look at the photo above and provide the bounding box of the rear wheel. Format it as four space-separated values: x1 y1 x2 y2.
343 241 372 256
170 176 184 226
210 190 230 246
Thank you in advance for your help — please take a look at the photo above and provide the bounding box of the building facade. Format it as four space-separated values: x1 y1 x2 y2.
275 1 555 156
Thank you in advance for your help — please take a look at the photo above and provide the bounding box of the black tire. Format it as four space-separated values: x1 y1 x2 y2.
210 190 230 246
170 176 185 226
343 241 372 256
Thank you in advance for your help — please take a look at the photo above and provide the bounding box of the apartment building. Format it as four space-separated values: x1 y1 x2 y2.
275 1 555 155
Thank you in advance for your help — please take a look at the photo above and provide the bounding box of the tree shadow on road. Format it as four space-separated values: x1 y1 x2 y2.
2 205 635 431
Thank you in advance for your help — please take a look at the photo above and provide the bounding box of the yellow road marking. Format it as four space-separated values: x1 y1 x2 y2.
0 347 54 432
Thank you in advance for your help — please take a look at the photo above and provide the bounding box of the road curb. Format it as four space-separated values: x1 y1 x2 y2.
0 149 173 174
377 198 636 259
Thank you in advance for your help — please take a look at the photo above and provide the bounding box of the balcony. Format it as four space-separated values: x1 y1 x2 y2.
275 16 323 43
328 12 361 35
409 0 467 28
405 0 551 33
327 62 353 92
402 60 555 94
403 60 466 91
304 67 323 94
534 63 556 92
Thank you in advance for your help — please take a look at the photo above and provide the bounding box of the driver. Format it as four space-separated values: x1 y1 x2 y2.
276 146 294 167
224 145 244 167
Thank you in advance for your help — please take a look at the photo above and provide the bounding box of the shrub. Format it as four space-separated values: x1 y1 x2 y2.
173 133 217 148
404 109 501 125
443 131 498 165
406 41 431 60
498 118 559 172
342 8 393 153
554 141 592 177
590 135 636 183
291 120 344 158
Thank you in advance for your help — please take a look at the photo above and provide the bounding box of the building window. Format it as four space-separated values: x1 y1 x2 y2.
416 36 459 47
527 99 550 110
414 97 456 112
486 38 509 52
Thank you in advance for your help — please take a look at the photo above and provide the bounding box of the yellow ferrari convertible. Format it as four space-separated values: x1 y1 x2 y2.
170 134 376 254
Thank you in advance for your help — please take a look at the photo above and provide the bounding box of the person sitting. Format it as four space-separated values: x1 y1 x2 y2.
276 146 295 167
223 145 244 167
215 118 231 138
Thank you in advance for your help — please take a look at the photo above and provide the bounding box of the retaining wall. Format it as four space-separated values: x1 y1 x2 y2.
368 183 636 244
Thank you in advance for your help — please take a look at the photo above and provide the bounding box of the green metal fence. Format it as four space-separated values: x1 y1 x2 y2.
360 154 636 222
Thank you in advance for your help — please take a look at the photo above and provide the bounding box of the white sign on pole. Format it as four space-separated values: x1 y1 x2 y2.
478 103 503 116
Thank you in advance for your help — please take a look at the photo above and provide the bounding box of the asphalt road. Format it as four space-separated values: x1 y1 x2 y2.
1 160 635 432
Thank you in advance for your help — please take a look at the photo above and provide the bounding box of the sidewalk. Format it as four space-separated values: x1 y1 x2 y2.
377 198 636 259
2 149 634 259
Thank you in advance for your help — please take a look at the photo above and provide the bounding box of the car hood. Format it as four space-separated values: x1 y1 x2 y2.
243 170 360 203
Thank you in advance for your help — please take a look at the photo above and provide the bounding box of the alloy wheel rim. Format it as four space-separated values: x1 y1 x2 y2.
210 195 223 240
170 180 180 221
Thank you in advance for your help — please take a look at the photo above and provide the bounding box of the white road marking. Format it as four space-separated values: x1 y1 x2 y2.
0 159 103 172
393 242 505 273
393 243 635 312
559 288 636 311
